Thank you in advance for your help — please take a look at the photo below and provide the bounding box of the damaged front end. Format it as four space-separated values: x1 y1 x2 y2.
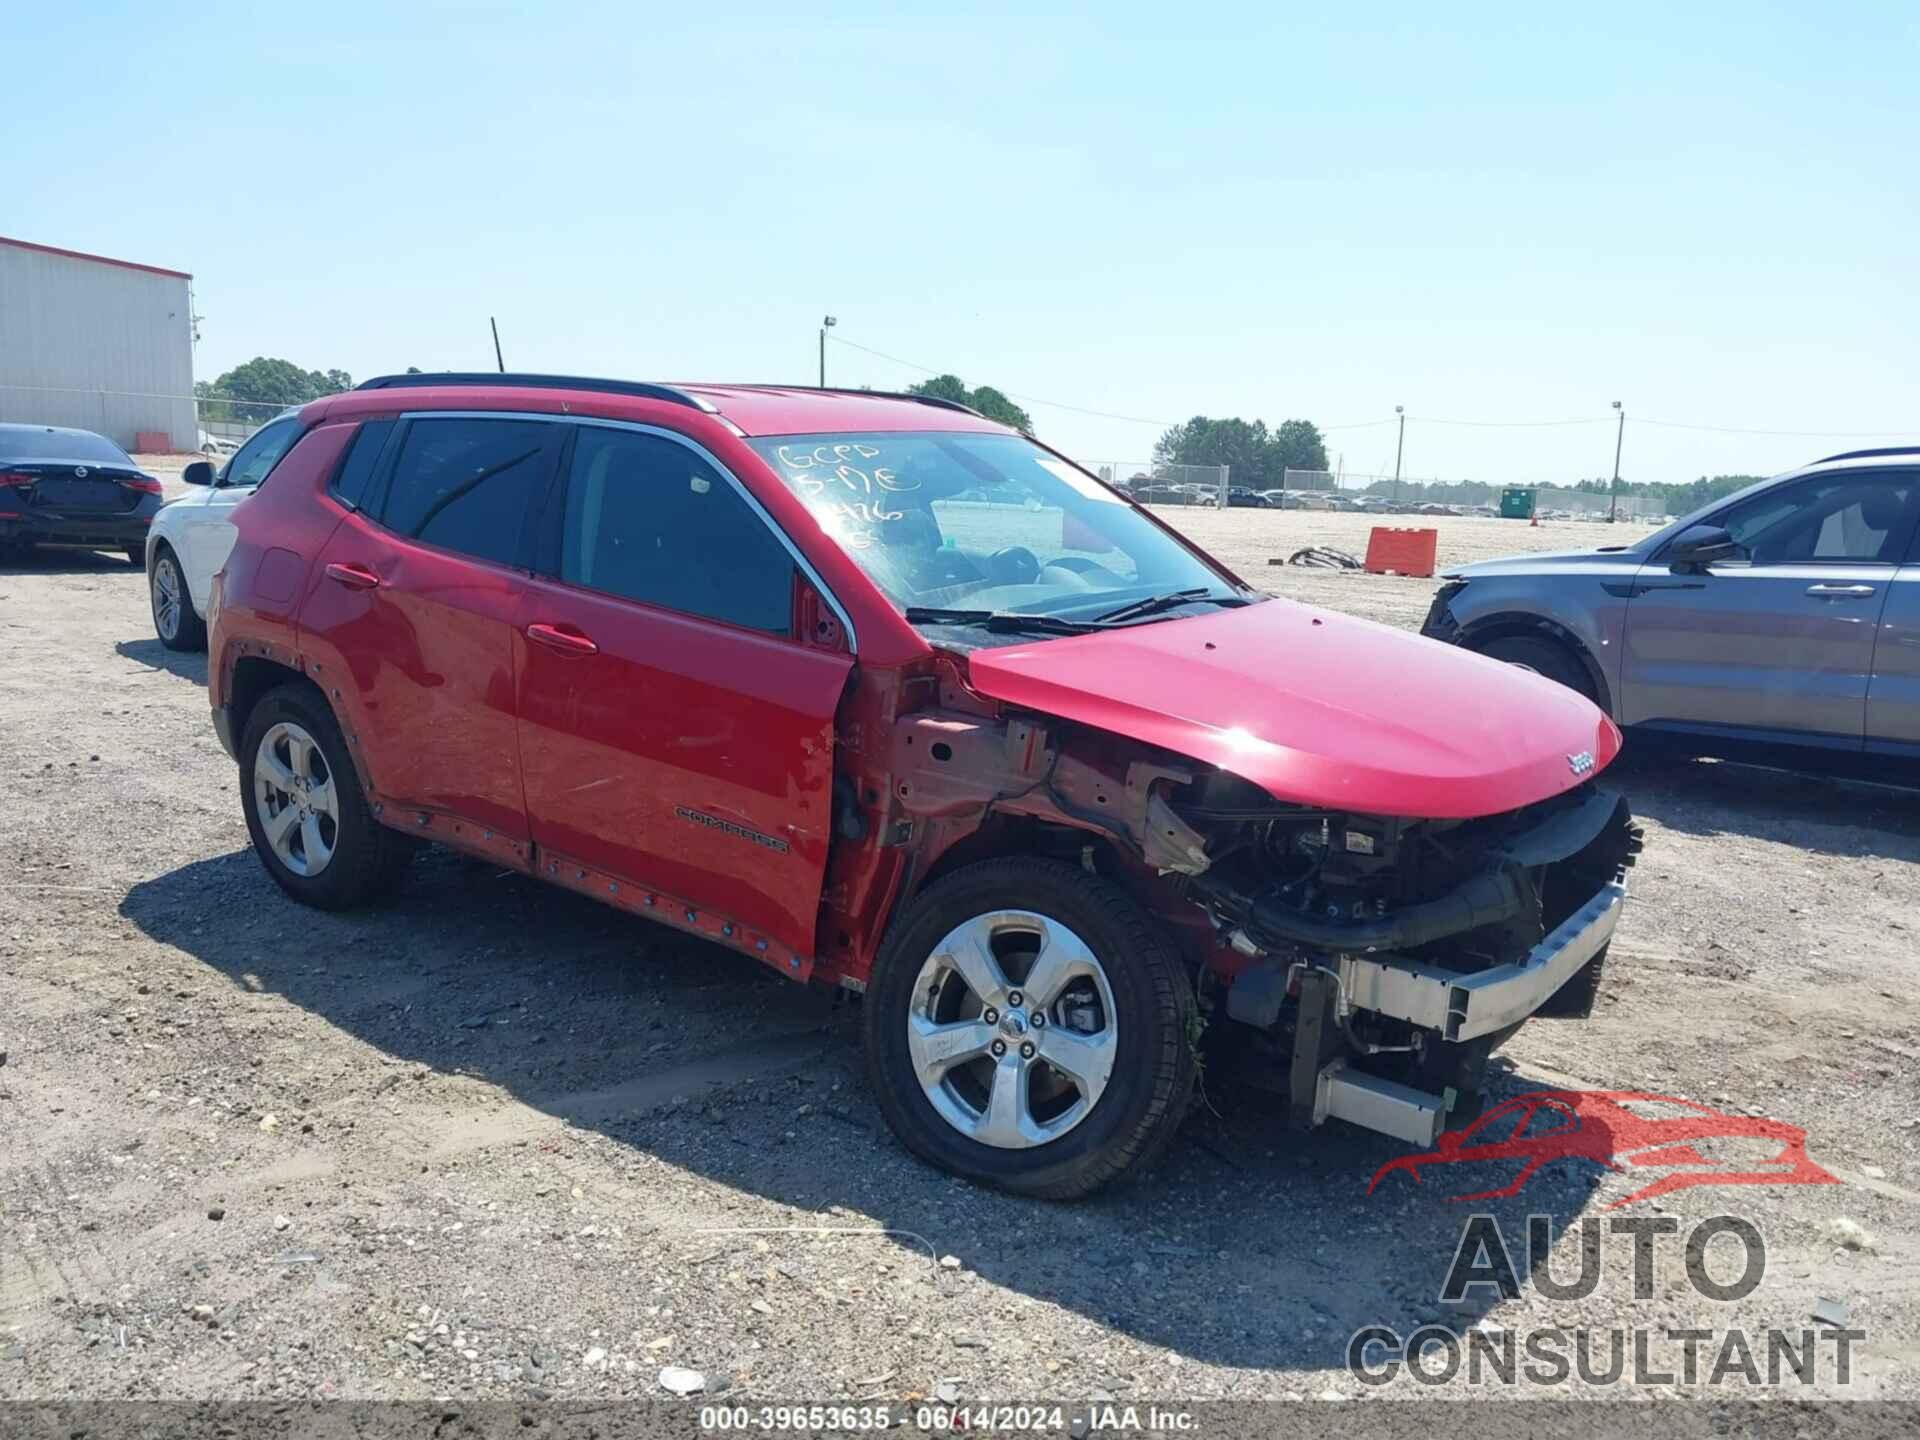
877 700 1641 1151
1180 776 1643 1145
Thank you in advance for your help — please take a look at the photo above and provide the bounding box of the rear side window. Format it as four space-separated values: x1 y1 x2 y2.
557 425 793 633
379 418 554 567
328 419 395 510
1719 470 1920 565
224 417 301 489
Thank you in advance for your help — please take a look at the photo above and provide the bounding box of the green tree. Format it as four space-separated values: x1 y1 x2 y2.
1154 415 1327 489
1269 418 1329 476
197 357 354 422
906 374 1033 432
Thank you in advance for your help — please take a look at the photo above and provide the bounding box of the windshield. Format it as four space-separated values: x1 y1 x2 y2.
0 425 134 466
749 431 1239 623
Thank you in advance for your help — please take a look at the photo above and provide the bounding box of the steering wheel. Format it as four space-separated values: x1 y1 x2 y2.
986 546 1042 584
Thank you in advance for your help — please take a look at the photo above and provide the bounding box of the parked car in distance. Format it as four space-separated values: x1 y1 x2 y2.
145 411 302 650
1423 446 1920 770
0 423 163 566
1224 487 1269 508
207 374 1638 1198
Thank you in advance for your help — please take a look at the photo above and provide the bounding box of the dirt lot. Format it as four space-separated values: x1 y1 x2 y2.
2 496 1917 1407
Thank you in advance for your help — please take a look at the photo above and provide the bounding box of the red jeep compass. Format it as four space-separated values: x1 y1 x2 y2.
208 374 1638 1198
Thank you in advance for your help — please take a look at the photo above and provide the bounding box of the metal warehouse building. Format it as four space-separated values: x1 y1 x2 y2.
0 236 196 453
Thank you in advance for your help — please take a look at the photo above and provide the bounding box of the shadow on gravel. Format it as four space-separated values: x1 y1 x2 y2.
1610 748 1920 858
115 638 209 685
0 547 142 576
121 846 1595 1372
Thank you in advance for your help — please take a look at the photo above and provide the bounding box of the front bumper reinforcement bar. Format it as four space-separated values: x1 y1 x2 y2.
1340 877 1628 1043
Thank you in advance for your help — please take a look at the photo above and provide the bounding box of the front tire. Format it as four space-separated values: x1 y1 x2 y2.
149 545 207 651
864 857 1196 1199
1477 633 1595 702
239 684 409 909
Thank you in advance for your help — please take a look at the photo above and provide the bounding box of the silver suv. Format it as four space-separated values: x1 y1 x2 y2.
1422 447 1920 765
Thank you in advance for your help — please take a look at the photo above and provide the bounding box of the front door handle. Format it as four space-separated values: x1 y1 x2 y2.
324 562 381 591
1805 584 1877 598
525 622 599 656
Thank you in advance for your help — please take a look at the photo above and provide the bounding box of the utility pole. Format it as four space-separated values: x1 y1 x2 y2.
819 315 836 387
490 317 505 373
1608 400 1624 523
1392 406 1405 501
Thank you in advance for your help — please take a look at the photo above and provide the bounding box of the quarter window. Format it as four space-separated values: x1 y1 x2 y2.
223 417 300 490
378 418 554 567
556 426 794 634
328 419 395 510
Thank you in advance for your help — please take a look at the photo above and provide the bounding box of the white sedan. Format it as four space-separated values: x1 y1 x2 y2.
145 413 301 650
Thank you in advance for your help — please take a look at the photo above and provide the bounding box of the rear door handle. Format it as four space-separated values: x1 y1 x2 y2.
324 562 381 591
1805 584 1877 598
525 622 599 656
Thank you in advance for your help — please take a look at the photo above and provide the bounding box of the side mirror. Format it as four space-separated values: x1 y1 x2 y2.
1668 523 1739 572
182 460 215 487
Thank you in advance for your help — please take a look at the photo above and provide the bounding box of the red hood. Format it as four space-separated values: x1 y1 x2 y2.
963 599 1621 819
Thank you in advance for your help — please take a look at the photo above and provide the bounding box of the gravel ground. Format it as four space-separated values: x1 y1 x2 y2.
2 496 1917 1406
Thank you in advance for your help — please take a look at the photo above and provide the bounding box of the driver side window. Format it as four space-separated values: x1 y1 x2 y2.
1719 472 1918 565
222 418 300 491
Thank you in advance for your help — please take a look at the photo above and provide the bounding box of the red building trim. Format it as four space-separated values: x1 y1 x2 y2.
0 235 191 280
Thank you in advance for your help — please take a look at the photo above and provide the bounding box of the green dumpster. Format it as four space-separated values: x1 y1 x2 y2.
1499 486 1537 520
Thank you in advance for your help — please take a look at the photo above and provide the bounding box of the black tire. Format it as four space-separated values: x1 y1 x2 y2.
238 683 410 910
1537 942 1609 1019
1477 633 1595 702
863 857 1197 1200
126 546 144 567
148 544 207 652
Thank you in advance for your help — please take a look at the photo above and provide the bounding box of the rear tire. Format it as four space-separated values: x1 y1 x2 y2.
126 546 143 567
1477 634 1595 702
864 857 1197 1199
149 544 207 652
239 684 410 910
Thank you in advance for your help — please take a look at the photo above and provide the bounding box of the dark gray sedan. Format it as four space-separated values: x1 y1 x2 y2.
0 424 163 564
1422 446 1920 767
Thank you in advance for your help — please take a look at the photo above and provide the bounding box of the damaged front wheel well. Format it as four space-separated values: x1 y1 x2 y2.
915 814 1131 897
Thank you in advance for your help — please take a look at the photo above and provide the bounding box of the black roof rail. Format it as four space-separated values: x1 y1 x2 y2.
1812 445 1920 465
355 372 716 413
726 383 986 419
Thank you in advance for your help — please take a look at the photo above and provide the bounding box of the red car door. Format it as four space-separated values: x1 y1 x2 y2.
513 422 852 961
297 415 563 854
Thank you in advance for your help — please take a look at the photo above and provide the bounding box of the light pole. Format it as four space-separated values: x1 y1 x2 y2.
1392 406 1405 501
819 315 837 388
1608 400 1624 523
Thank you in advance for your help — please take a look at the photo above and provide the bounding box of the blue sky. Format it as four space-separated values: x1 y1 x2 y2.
7 2 1916 484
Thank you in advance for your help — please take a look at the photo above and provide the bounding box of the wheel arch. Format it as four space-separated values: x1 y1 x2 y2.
226 657 381 803
864 811 1208 990
1457 612 1614 715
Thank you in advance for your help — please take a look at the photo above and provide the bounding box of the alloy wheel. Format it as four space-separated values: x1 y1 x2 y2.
908 909 1119 1149
151 556 182 641
253 722 339 877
